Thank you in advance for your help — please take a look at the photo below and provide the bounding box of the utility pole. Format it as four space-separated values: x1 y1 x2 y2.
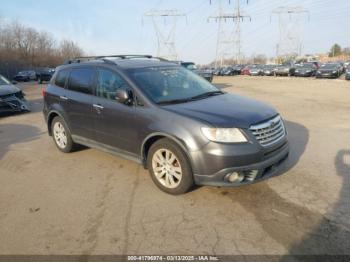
144 9 186 60
208 0 251 68
271 6 309 61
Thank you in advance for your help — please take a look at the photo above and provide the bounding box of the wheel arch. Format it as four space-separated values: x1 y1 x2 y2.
47 110 71 136
141 132 194 169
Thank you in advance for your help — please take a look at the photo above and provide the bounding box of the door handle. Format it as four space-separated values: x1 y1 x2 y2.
59 95 68 101
93 104 104 110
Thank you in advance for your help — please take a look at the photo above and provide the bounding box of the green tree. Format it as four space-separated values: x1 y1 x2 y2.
329 43 342 57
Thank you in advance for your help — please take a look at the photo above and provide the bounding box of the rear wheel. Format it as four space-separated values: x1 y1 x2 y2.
51 116 75 153
147 138 194 195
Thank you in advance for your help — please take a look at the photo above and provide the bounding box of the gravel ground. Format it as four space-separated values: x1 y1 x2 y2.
0 76 350 255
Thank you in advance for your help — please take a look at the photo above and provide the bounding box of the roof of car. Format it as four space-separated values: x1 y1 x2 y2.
58 56 179 71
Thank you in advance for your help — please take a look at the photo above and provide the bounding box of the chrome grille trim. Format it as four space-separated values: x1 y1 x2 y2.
250 115 286 147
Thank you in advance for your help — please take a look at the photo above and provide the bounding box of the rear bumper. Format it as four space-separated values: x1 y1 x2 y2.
193 141 289 186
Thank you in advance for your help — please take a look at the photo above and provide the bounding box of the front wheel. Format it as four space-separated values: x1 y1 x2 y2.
147 138 194 195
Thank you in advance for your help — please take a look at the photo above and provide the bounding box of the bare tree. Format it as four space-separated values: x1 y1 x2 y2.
0 19 85 78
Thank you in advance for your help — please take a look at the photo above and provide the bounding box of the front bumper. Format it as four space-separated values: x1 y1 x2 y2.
295 71 313 77
275 71 289 76
192 137 289 187
0 96 29 113
316 72 338 78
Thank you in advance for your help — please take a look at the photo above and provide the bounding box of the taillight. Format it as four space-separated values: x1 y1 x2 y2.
42 86 46 97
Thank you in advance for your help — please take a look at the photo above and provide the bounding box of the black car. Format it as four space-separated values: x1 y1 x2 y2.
0 75 29 114
43 55 289 195
13 70 37 82
316 63 342 79
294 63 317 77
180 62 213 82
38 68 55 84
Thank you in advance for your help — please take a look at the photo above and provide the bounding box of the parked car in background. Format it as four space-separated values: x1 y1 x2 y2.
316 63 342 79
345 66 350 80
0 74 29 114
13 70 37 82
275 63 296 77
222 65 243 76
213 68 221 76
250 65 264 76
294 63 317 77
180 62 213 82
263 65 277 76
37 68 55 84
241 65 253 75
43 55 289 195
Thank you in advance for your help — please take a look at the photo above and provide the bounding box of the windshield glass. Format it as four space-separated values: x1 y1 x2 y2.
321 64 337 69
0 75 11 85
301 63 315 68
129 66 220 104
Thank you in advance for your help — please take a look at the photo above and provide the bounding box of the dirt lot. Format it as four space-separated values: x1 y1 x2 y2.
0 76 350 255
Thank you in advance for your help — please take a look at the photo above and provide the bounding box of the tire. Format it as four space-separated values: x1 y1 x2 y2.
147 138 194 195
51 116 75 153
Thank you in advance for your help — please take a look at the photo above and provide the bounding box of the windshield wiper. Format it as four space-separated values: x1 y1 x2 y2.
189 90 224 101
157 91 224 105
157 98 193 105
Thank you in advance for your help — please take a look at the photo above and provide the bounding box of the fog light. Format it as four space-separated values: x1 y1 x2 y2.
244 170 259 181
226 172 244 183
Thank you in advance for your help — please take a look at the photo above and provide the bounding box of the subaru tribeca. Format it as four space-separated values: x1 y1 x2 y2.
43 55 289 195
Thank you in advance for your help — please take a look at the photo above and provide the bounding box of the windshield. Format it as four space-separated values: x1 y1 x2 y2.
297 64 314 69
129 66 220 104
321 64 337 69
0 75 11 85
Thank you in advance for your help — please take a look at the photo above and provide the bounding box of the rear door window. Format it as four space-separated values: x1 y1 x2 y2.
67 68 94 94
55 70 69 88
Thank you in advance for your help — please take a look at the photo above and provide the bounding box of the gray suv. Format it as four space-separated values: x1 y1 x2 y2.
43 55 289 194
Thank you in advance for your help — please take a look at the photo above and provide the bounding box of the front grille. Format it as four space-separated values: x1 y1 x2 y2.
250 115 286 147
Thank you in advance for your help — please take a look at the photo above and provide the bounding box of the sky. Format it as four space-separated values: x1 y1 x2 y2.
0 0 349 64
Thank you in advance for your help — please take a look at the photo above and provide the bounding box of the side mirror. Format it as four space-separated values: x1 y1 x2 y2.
12 80 17 85
115 89 130 104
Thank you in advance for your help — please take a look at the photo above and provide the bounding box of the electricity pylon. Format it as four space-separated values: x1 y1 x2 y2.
144 9 186 60
271 6 310 61
208 0 251 68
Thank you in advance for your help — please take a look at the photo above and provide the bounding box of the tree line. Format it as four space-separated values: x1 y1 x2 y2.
329 43 350 57
0 20 84 78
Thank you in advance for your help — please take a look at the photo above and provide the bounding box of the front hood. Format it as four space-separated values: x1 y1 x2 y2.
0 84 21 96
161 93 277 128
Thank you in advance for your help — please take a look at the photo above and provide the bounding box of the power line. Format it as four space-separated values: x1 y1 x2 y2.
144 9 186 60
208 0 251 68
271 6 309 60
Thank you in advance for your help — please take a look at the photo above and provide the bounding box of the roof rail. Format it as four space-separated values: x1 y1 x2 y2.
64 55 169 65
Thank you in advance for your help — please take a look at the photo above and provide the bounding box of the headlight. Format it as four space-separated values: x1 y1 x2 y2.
306 70 311 73
317 71 321 74
332 70 337 73
201 127 248 143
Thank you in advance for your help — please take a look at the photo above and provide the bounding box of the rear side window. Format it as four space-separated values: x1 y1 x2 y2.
67 68 94 94
55 70 69 88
